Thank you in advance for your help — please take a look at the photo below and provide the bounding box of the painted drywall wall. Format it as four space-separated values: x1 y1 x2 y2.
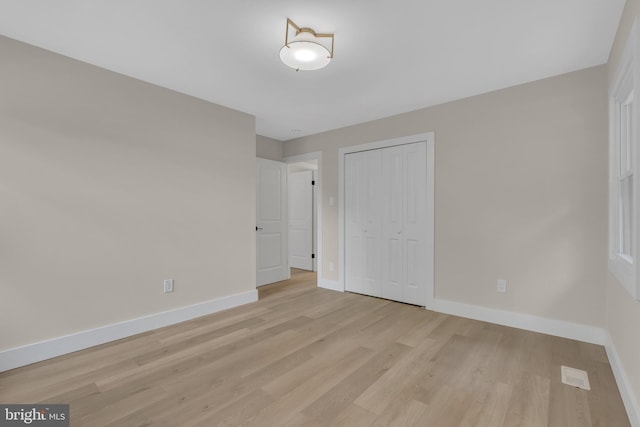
0 36 256 350
256 134 284 161
607 272 640 418
284 66 607 328
606 0 640 416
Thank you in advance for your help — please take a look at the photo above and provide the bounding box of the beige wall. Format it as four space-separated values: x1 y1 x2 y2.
284 66 608 327
256 134 284 161
0 36 256 350
607 0 640 414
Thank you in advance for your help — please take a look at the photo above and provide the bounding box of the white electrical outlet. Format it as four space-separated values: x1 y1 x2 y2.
329 262 335 272
496 279 507 293
164 279 174 293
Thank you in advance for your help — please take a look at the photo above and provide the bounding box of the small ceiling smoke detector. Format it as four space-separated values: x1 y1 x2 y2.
279 18 334 71
561 365 591 390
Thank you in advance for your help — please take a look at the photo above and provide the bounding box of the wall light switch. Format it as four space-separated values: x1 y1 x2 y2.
164 279 174 293
496 279 507 293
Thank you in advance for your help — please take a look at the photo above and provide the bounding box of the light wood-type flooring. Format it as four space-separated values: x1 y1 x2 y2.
0 269 630 426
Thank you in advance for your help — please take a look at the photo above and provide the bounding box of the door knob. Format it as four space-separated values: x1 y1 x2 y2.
256 226 264 231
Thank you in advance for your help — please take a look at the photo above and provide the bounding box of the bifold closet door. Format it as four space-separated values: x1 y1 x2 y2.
345 141 427 306
345 149 382 298
381 142 427 305
381 145 405 303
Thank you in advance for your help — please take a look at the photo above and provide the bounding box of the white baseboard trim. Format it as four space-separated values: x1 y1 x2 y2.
0 289 258 373
606 334 640 427
318 278 342 292
431 298 607 345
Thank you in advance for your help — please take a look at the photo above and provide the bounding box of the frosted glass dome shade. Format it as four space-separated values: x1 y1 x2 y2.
280 41 331 70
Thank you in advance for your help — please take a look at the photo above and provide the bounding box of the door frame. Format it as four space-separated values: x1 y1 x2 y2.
338 133 435 309
284 151 324 284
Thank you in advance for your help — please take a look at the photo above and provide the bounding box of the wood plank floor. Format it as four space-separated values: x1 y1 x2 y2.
0 269 630 426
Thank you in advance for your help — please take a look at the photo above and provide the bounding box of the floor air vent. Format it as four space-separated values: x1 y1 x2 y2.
561 365 591 390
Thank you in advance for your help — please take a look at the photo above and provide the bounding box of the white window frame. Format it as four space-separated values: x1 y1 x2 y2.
609 18 640 300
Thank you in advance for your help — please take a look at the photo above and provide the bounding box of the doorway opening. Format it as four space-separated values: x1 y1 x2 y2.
287 159 317 273
286 151 323 285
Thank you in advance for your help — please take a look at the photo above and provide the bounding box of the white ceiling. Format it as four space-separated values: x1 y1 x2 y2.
0 0 626 141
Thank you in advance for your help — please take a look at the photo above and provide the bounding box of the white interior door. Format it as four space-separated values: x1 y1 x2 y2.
381 145 405 303
256 158 289 286
288 170 313 270
345 149 382 297
400 142 427 305
362 149 383 297
345 152 366 294
345 142 427 306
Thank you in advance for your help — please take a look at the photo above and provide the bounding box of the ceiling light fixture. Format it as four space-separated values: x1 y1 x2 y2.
279 18 334 71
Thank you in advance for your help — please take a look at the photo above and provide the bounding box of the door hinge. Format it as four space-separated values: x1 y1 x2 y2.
311 180 315 185
311 254 315 259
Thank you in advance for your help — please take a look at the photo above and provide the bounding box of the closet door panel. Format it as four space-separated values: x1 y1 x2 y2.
382 146 404 302
402 142 428 305
362 149 383 297
345 152 365 294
